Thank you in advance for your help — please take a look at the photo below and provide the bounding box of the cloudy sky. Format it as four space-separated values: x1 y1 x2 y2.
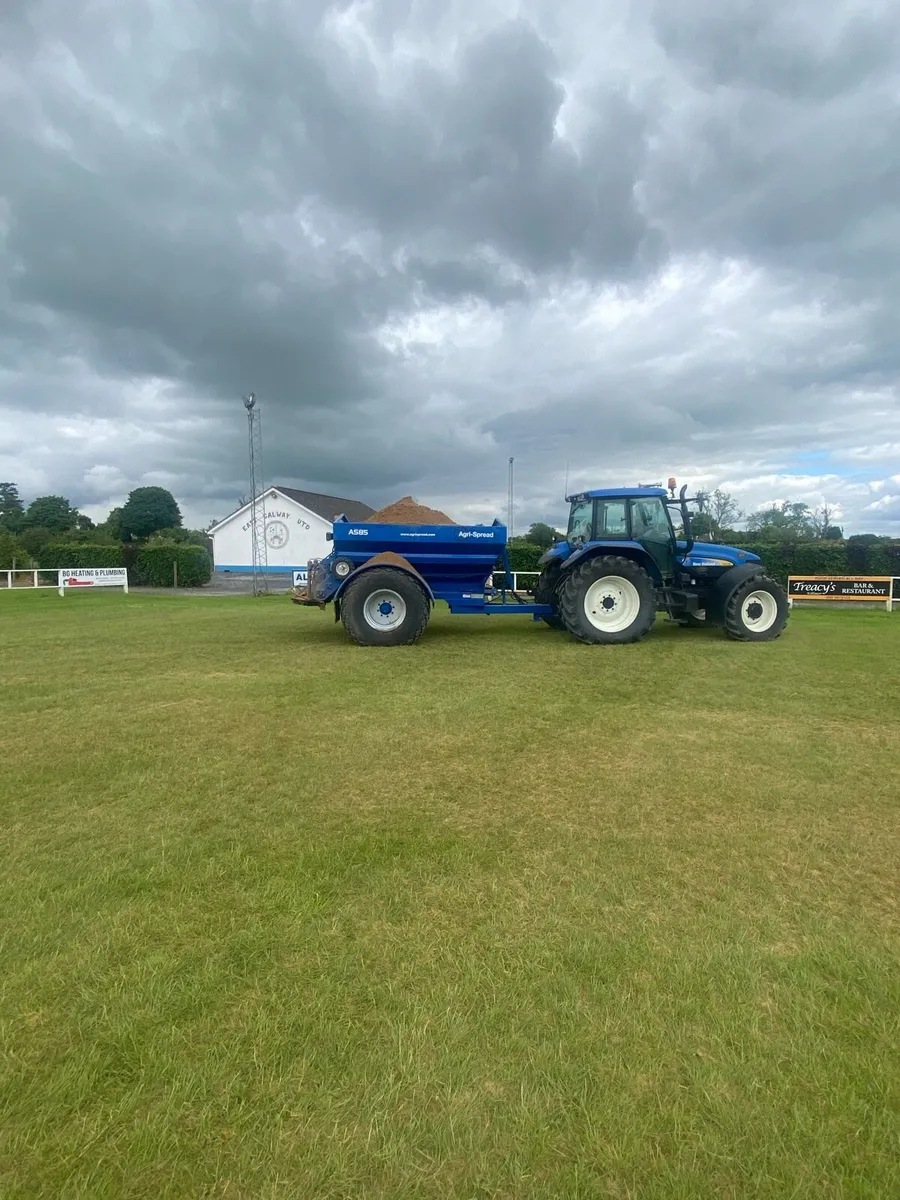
1 0 898 534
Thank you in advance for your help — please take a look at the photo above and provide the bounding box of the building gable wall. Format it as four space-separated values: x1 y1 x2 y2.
211 489 333 571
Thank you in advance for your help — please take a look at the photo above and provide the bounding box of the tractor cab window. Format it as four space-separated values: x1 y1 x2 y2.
595 500 628 538
568 499 593 541
629 498 673 543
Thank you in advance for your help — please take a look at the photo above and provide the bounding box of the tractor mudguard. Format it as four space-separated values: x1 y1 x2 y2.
560 541 654 575
560 541 662 586
705 562 766 625
333 553 435 606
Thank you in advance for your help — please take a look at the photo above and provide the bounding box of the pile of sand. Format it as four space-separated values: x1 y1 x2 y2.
366 496 455 525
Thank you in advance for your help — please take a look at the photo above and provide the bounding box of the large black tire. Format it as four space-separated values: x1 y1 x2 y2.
558 556 656 645
724 574 789 642
534 564 565 629
340 568 431 646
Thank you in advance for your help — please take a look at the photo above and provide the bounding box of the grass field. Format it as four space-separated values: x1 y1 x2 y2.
1 591 898 1198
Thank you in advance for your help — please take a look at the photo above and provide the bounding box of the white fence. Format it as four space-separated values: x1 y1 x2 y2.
2 569 58 590
489 570 540 592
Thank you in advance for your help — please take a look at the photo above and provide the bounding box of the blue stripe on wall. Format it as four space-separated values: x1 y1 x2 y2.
215 564 307 574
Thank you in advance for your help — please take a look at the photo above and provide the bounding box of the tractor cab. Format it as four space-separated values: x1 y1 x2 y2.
556 487 682 584
555 484 754 585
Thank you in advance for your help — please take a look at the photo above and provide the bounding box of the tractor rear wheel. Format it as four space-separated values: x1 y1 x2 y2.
340 568 431 646
724 574 789 642
558 556 656 644
534 564 564 629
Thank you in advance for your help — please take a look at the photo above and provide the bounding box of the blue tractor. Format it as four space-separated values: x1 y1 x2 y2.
295 482 789 647
532 483 789 644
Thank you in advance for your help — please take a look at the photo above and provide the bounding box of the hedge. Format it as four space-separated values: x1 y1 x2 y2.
730 540 900 586
39 543 125 570
135 542 212 588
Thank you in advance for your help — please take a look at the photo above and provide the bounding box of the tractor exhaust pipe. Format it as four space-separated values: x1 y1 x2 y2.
679 485 695 556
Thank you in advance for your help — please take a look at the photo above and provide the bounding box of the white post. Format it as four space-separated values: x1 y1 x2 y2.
6 570 10 590
124 571 129 595
58 570 64 598
33 569 38 588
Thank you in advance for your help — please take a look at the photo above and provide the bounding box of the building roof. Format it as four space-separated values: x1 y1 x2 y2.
276 487 375 523
207 485 374 534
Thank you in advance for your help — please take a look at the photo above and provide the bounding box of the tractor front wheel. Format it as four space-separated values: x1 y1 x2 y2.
558 556 656 644
724 575 789 642
340 568 431 646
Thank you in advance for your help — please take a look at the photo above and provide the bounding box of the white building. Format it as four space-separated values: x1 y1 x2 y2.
209 486 374 575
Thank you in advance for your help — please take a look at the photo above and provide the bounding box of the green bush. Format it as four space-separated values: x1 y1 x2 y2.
135 542 212 588
38 543 125 570
0 531 31 570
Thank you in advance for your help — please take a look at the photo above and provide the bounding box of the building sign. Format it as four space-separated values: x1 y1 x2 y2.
265 520 290 549
58 568 129 595
788 576 892 601
241 508 311 534
293 568 308 587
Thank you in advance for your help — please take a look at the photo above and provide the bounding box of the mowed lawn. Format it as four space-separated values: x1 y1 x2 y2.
1 592 899 1199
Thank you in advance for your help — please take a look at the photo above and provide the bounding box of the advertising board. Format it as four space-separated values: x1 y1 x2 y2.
787 576 893 611
58 568 129 594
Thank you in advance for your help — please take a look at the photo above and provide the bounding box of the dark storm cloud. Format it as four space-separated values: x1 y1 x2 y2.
0 0 898 531
652 0 898 100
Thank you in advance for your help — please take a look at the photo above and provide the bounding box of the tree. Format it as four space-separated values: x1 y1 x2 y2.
688 511 714 539
811 502 843 540
706 489 742 536
120 487 182 540
23 495 79 532
746 501 815 541
19 526 53 558
525 522 560 549
0 483 24 532
102 507 125 540
75 513 95 531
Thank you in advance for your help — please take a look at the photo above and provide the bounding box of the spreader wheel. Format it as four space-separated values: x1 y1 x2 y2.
340 568 431 647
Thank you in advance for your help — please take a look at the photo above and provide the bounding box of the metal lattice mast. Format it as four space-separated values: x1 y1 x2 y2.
507 456 515 538
243 392 269 595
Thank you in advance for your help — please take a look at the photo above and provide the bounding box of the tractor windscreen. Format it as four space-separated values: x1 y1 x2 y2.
568 499 592 541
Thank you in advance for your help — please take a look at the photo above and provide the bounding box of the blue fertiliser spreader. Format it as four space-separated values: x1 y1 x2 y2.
295 485 790 647
305 516 543 617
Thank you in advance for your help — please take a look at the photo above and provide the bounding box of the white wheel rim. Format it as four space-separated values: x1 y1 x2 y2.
741 589 778 632
363 589 407 631
584 576 642 633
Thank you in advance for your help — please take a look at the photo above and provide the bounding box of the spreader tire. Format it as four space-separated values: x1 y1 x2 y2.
559 556 656 645
534 564 565 629
340 568 431 647
723 574 789 642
